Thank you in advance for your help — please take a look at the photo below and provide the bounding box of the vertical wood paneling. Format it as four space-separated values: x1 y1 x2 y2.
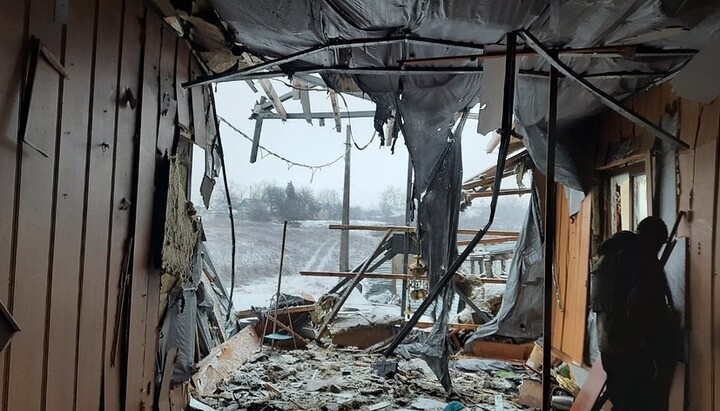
190 59 207 148
103 1 145 409
126 10 162 410
0 0 26 407
685 98 719 411
551 186 591 364
75 0 125 409
6 0 62 409
563 196 591 361
0 1 205 410
176 44 191 132
157 28 178 155
43 0 97 409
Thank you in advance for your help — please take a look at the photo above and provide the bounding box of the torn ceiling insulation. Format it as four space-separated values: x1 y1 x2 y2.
185 0 720 390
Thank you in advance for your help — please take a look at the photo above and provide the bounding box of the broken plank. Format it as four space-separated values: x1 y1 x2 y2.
478 277 508 284
329 89 342 132
193 326 261 395
300 271 412 280
467 189 532 198
250 116 263 163
258 79 287 121
294 77 313 124
457 237 518 246
415 322 481 330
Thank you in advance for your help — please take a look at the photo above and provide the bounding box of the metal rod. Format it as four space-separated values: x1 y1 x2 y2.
518 29 689 150
270 221 289 347
317 230 394 339
383 31 518 357
542 62 559 411
183 36 486 87
398 46 695 66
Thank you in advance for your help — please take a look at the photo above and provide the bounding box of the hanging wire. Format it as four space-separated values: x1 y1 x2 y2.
218 116 345 181
335 91 377 150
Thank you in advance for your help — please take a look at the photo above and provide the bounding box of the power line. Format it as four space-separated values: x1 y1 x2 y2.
218 116 345 182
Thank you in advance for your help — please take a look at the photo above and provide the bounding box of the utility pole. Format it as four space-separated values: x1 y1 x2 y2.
339 126 351 272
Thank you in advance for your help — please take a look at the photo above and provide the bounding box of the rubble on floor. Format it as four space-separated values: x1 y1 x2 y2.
194 344 535 411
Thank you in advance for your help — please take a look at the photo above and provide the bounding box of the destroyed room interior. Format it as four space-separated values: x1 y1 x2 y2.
3 0 720 410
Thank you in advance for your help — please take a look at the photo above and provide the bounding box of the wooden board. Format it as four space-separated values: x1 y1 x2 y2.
176 42 191 133
6 0 62 409
562 194 591 362
686 98 719 411
103 1 146 409
43 0 96 408
74 1 125 409
550 187 591 365
125 10 162 410
157 28 177 155
193 326 261 396
469 341 535 362
190 59 207 148
0 0 25 407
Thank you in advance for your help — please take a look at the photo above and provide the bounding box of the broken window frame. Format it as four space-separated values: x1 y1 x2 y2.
603 163 650 236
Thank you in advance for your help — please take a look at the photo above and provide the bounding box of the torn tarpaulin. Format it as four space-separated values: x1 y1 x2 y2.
467 183 544 344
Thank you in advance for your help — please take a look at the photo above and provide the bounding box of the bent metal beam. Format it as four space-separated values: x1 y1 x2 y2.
518 29 689 150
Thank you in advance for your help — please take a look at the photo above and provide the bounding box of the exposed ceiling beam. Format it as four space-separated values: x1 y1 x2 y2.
183 36 486 88
519 29 689 150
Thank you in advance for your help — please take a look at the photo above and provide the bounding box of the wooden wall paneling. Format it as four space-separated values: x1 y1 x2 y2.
157 28 177 155
43 0 97 409
102 1 145 409
562 193 579 357
710 97 720 411
75 1 124 409
6 0 62 409
176 43 191 134
562 195 591 362
190 59 207 148
677 100 700 238
126 11 162 410
686 99 719 411
0 1 26 407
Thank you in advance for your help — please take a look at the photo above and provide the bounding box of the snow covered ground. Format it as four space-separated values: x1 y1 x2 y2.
200 214 387 310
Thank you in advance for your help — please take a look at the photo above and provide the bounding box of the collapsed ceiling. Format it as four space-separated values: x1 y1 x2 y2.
159 0 720 390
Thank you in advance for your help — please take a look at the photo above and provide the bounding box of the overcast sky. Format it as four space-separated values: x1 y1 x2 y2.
192 79 501 209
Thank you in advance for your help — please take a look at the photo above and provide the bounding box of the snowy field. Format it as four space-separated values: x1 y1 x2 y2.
200 214 386 310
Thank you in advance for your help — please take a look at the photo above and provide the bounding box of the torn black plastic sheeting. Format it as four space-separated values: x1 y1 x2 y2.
383 31 518 358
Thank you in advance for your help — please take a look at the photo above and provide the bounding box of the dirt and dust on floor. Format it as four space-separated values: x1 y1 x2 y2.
188 282 588 411
193 336 533 411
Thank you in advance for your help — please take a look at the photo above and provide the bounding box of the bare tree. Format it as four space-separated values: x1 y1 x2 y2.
379 186 404 218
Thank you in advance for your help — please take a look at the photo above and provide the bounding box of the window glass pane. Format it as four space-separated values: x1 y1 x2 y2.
633 174 648 227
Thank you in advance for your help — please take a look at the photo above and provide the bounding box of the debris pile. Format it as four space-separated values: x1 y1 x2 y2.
195 344 534 411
